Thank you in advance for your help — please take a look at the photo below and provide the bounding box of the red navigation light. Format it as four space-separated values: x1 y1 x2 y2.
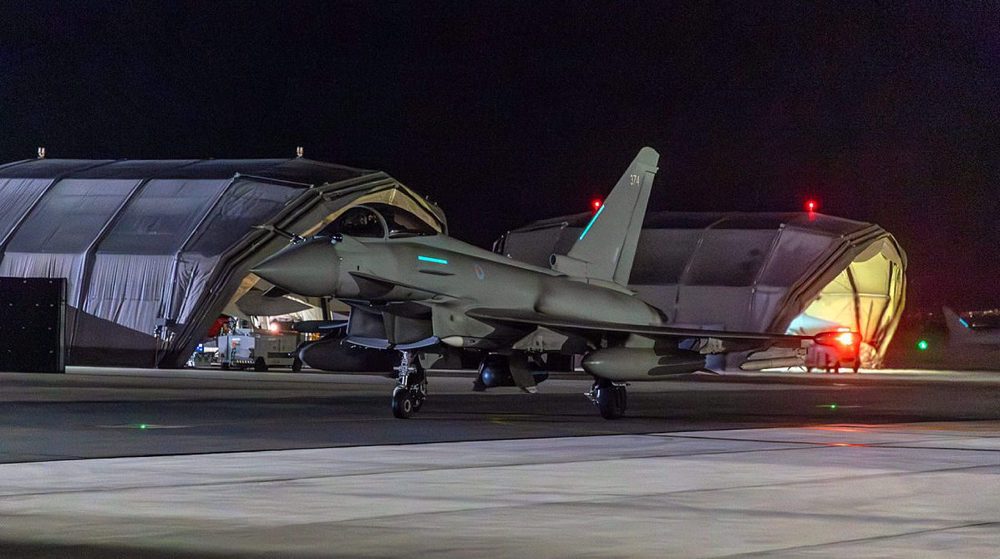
805 199 818 212
591 199 603 212
835 331 857 347
814 330 861 350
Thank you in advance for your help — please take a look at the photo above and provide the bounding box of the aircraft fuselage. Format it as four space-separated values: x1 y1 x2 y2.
254 233 663 349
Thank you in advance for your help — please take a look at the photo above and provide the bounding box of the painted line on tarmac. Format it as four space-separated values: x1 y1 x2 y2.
98 424 192 430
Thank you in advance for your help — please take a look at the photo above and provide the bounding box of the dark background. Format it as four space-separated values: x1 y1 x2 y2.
1 1 996 309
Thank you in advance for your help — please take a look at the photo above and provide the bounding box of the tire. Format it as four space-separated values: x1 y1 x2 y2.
596 384 627 420
221 362 230 371
253 357 268 372
291 357 302 372
392 387 414 419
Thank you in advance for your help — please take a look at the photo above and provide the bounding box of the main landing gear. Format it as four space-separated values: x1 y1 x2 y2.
587 378 628 420
391 351 426 419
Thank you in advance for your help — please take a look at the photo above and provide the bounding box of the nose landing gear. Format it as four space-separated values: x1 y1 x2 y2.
391 351 426 419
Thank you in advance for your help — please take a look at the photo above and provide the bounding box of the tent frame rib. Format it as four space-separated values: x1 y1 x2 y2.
0 160 118 257
68 160 206 363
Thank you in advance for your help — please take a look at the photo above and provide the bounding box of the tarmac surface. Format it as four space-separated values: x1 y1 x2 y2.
1 366 999 557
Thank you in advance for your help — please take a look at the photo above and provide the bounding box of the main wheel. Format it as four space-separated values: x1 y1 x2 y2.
253 357 268 372
595 382 627 420
291 357 303 372
392 387 415 419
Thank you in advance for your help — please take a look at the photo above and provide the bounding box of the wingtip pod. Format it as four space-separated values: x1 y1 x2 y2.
555 146 660 286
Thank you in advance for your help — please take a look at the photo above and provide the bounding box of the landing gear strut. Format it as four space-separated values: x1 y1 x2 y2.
587 379 627 419
391 351 426 419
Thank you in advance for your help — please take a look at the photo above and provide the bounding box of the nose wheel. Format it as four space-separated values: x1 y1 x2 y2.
587 379 627 419
391 351 426 419
392 385 425 418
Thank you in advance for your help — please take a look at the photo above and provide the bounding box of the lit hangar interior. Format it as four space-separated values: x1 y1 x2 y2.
0 158 444 367
498 211 907 368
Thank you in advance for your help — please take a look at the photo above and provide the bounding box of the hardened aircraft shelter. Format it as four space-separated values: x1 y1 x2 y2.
0 157 444 368
498 211 907 367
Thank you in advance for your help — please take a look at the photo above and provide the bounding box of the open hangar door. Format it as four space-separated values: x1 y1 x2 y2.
0 157 445 368
498 211 906 368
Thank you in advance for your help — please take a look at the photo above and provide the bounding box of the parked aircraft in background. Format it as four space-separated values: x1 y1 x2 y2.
943 307 1000 347
253 147 857 419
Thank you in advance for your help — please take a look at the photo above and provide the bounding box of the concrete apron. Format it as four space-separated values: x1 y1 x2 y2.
0 422 998 558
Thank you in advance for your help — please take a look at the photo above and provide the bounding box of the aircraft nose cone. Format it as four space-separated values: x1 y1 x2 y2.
252 238 340 296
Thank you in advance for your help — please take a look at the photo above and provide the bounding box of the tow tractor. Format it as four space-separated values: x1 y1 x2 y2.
216 319 300 371
806 329 862 373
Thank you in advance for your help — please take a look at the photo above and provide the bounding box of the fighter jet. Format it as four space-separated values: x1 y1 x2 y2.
253 147 849 419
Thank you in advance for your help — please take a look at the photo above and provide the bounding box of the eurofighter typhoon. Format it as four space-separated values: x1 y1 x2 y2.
253 148 857 419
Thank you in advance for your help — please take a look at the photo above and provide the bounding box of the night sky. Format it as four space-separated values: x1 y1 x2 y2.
1 2 997 309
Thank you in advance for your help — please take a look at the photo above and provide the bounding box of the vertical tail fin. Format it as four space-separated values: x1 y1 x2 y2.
552 147 659 286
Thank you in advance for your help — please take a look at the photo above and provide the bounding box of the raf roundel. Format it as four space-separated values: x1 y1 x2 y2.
474 264 485 280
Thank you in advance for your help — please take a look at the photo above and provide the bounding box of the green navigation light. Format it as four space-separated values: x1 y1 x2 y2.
916 339 929 351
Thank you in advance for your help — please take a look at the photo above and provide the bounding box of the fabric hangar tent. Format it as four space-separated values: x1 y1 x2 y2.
497 211 907 368
0 157 445 368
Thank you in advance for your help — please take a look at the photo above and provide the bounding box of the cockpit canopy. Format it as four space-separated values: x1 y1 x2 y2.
322 203 437 239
